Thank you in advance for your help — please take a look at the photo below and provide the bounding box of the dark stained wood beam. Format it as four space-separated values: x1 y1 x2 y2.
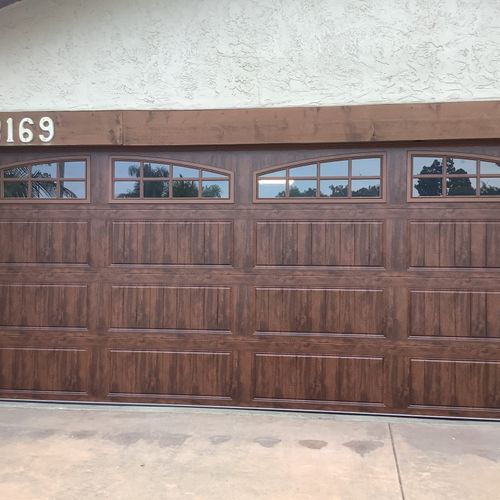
1 101 500 147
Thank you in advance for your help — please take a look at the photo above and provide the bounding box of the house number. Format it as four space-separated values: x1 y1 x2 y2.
0 117 55 144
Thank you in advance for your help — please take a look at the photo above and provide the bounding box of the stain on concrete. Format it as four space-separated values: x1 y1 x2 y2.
70 430 97 440
299 439 327 450
396 426 500 463
210 435 231 445
25 429 58 440
104 432 143 446
472 450 499 463
343 440 384 457
157 433 190 448
254 437 281 448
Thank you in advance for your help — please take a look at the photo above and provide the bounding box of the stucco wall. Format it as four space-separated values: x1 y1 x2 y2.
0 0 499 111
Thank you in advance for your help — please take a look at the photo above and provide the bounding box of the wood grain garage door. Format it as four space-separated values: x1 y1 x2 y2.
0 145 499 418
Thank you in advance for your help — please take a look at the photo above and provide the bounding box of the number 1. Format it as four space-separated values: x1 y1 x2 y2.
6 117 14 143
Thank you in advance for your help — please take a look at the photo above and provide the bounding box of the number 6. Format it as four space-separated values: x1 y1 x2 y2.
39 117 54 143
19 117 34 143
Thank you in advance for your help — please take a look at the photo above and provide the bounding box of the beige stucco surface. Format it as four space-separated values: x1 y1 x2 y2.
0 0 499 111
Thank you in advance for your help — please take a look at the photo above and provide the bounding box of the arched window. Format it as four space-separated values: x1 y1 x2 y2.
111 158 232 201
0 157 88 201
409 152 500 199
254 154 385 202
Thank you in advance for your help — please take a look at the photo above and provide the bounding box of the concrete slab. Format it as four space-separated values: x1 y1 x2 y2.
391 421 500 500
0 403 498 500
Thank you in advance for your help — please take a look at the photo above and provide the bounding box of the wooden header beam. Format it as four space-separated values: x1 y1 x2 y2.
0 101 499 147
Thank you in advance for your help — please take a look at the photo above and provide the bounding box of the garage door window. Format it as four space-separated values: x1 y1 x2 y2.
112 159 232 201
255 155 384 201
0 158 88 201
410 153 500 199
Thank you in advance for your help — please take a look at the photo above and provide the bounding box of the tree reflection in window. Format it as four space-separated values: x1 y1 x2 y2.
1 159 87 200
256 156 383 200
256 156 382 201
412 155 500 198
112 159 231 200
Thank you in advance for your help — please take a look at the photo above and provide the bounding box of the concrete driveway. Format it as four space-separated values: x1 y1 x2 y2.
0 403 499 500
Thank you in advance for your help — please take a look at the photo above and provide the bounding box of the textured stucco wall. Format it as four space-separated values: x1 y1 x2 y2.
0 0 499 111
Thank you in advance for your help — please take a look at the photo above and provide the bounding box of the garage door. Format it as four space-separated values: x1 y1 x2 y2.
0 146 499 418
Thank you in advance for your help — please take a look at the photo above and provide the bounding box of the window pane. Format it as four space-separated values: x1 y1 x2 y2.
173 165 198 178
447 158 476 175
413 178 442 197
114 181 140 198
172 180 199 197
446 177 476 196
143 162 169 178
202 180 229 198
480 178 500 196
60 161 86 179
3 181 28 197
289 179 317 197
260 169 286 178
32 180 57 198
351 179 380 197
352 158 381 177
480 161 500 175
319 179 348 197
202 170 227 179
413 157 443 175
289 164 317 177
4 166 29 178
320 160 348 177
32 162 57 179
257 179 287 198
115 161 140 179
144 181 169 198
61 181 86 199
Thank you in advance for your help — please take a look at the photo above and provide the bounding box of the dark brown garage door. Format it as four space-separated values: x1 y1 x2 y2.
0 146 499 418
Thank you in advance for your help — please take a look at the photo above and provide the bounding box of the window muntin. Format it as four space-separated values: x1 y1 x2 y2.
411 154 500 198
112 159 231 201
256 156 383 200
0 159 87 201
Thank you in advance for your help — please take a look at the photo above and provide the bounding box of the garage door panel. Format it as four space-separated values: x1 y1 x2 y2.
0 221 89 265
1 146 499 417
0 347 90 395
111 221 233 265
253 353 385 405
409 221 500 268
409 290 500 338
254 287 385 336
107 349 233 399
409 359 500 410
0 284 88 329
109 285 232 332
255 221 384 267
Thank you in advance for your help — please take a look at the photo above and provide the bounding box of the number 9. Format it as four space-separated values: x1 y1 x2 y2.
39 117 54 143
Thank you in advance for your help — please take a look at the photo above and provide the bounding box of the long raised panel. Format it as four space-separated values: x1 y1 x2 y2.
410 359 500 409
107 350 233 399
253 354 384 405
110 286 232 332
255 287 385 335
111 221 233 265
410 290 500 338
0 348 89 394
256 221 384 267
409 221 500 268
0 221 89 264
0 285 88 328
